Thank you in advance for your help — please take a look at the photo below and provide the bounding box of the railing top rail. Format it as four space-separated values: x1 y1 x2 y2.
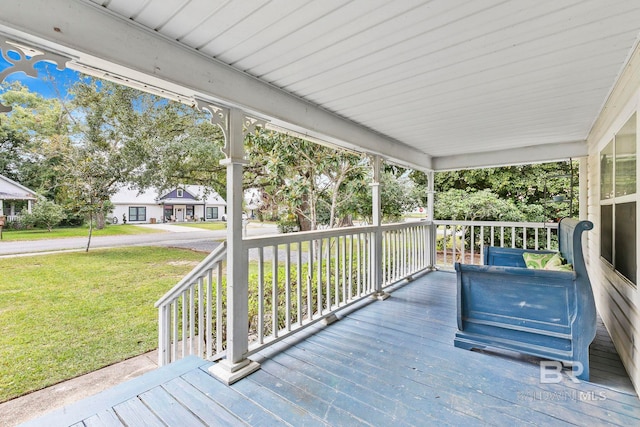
433 220 559 229
243 221 432 249
243 225 377 248
155 241 227 308
380 221 432 231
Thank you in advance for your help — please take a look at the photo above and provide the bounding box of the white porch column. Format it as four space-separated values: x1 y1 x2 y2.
371 155 389 300
0 200 3 214
579 158 588 220
426 171 437 269
426 171 435 221
205 106 260 384
27 199 33 213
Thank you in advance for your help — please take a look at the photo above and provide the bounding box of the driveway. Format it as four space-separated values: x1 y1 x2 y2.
0 222 279 256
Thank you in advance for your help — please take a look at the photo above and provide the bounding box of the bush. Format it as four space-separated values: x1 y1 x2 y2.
277 218 299 233
20 199 66 231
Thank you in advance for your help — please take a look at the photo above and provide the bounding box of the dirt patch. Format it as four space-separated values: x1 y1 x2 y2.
166 260 200 267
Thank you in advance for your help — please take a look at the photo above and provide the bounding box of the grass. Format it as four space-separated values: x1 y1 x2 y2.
0 224 161 242
404 212 428 219
0 246 206 402
173 222 227 231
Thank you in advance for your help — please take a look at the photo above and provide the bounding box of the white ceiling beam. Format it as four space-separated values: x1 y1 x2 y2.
432 140 588 171
0 0 432 171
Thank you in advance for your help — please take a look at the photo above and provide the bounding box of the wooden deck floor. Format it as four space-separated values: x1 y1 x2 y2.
23 271 640 426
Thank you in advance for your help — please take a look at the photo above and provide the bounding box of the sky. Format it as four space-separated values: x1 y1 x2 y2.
0 49 80 99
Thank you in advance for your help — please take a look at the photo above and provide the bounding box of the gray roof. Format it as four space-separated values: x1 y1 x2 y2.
0 175 38 200
112 185 226 205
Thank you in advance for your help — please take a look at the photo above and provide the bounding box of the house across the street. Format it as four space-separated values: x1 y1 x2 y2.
0 174 38 222
111 185 226 224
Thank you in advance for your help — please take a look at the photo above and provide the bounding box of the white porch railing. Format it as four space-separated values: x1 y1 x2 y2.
432 220 559 269
155 241 227 366
244 222 433 356
381 222 432 285
155 222 433 365
155 220 558 366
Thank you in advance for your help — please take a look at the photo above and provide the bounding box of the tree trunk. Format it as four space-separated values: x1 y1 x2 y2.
96 211 106 230
338 215 353 227
297 192 312 231
86 214 93 252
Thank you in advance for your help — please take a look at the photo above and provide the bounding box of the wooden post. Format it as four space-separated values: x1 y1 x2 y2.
426 171 437 270
207 107 259 384
370 155 389 300
579 158 587 220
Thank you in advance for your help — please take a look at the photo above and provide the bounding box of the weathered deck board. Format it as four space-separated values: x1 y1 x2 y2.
22 271 640 426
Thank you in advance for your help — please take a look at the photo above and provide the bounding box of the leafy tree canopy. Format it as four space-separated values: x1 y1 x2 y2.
435 189 525 222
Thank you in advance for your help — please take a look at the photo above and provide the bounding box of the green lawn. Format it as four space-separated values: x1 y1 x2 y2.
173 222 227 231
0 224 161 241
0 246 206 402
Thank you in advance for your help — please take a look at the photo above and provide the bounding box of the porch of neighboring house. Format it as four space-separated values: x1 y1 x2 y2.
0 197 31 223
0 174 37 223
23 269 639 426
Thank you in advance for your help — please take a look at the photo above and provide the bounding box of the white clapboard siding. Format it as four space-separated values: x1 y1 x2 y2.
586 41 640 394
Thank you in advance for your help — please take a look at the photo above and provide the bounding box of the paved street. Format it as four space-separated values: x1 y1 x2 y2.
0 222 279 257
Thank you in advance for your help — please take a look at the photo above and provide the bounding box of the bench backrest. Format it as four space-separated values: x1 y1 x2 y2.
558 218 593 279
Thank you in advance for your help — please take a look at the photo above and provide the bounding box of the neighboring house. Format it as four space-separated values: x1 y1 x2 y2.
0 174 38 221
111 185 226 224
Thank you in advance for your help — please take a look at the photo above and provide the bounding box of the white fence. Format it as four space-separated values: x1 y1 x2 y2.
155 242 227 366
244 221 433 356
156 222 432 366
432 220 559 268
156 220 558 365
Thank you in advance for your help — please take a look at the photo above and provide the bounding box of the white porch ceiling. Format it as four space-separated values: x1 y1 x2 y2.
2 1 640 171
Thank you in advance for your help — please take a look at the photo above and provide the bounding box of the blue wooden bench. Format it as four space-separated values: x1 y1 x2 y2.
454 218 596 380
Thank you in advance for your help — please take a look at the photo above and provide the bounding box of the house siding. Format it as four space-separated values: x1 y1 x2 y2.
586 42 640 394
163 188 196 200
112 204 163 224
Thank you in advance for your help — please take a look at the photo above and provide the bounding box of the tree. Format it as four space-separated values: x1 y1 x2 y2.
62 144 116 251
435 189 526 252
61 78 225 236
433 162 577 221
125 100 226 196
345 170 421 224
20 199 66 231
0 82 70 201
246 129 367 231
435 189 525 222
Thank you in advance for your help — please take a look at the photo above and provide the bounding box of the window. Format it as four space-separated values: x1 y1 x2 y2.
177 189 184 198
129 206 146 222
600 113 637 285
206 207 218 219
164 206 173 221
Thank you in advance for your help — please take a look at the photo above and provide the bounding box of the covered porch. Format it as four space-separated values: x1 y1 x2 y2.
2 1 640 425
23 271 639 426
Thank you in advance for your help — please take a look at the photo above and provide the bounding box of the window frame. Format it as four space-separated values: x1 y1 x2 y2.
599 112 637 286
206 206 218 219
128 206 147 222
